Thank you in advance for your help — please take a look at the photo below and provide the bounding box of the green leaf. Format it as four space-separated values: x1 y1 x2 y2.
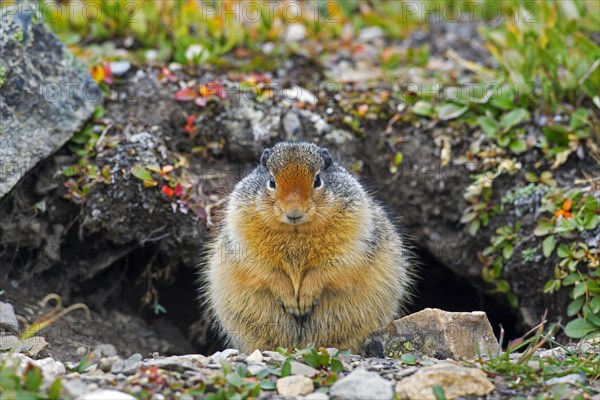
25 366 42 392
492 86 516 110
394 152 404 166
583 214 599 230
573 282 587 299
496 280 510 293
564 318 597 338
260 380 276 390
226 372 243 389
411 101 434 117
544 279 561 293
543 125 570 146
436 103 468 121
433 385 447 400
542 236 556 258
400 353 417 365
509 139 527 154
132 165 154 182
281 359 291 377
330 358 344 373
500 108 529 130
62 166 80 177
584 307 600 327
534 219 554 236
460 212 477 224
567 297 585 317
590 296 600 314
477 116 500 137
557 244 570 258
563 273 582 286
502 244 514 260
468 220 480 236
49 378 62 400
569 108 588 129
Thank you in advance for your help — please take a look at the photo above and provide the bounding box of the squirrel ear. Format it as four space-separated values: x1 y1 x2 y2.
320 148 333 169
260 148 272 167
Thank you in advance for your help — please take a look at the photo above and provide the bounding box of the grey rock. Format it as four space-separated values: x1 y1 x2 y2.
358 26 385 42
300 393 329 400
219 99 283 160
109 61 131 76
62 379 89 398
290 361 319 377
546 373 585 386
262 351 286 363
21 336 48 356
75 389 136 400
330 368 393 400
0 301 18 331
364 308 499 360
283 23 306 42
0 8 101 198
76 346 88 358
93 343 117 357
283 86 317 105
144 355 205 371
110 353 142 375
211 348 239 364
35 357 66 379
395 363 495 400
0 335 19 350
97 358 111 373
298 110 331 135
283 111 302 136
247 364 267 376
277 375 314 397
245 349 264 364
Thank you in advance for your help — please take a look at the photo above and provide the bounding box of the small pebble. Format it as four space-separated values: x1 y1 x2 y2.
246 349 264 364
77 346 87 357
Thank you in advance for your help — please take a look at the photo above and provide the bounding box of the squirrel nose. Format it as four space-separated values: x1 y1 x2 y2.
285 209 305 224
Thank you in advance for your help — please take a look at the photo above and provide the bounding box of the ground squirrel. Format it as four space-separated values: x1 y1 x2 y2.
204 142 414 353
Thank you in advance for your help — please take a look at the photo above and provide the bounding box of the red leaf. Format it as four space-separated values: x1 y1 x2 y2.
174 183 183 197
161 186 174 197
175 88 197 101
102 62 113 84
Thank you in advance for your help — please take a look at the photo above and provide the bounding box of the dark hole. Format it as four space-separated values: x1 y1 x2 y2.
409 247 521 341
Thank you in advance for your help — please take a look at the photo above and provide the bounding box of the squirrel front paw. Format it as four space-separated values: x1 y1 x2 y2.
276 296 319 322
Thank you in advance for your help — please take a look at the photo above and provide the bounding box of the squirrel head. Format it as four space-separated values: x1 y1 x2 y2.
258 142 334 226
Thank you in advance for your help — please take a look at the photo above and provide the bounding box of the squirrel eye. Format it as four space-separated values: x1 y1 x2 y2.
268 175 276 189
314 174 322 188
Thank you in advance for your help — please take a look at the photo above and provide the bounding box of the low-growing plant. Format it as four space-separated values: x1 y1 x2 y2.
536 188 600 339
472 316 599 395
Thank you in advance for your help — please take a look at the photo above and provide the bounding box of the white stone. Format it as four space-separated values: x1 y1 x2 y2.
283 86 318 105
246 349 264 364
330 368 393 400
283 23 306 42
211 348 239 363
277 375 315 397
76 389 136 400
185 44 205 61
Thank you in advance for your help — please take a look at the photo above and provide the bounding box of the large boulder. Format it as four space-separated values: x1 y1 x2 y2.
0 2 101 198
